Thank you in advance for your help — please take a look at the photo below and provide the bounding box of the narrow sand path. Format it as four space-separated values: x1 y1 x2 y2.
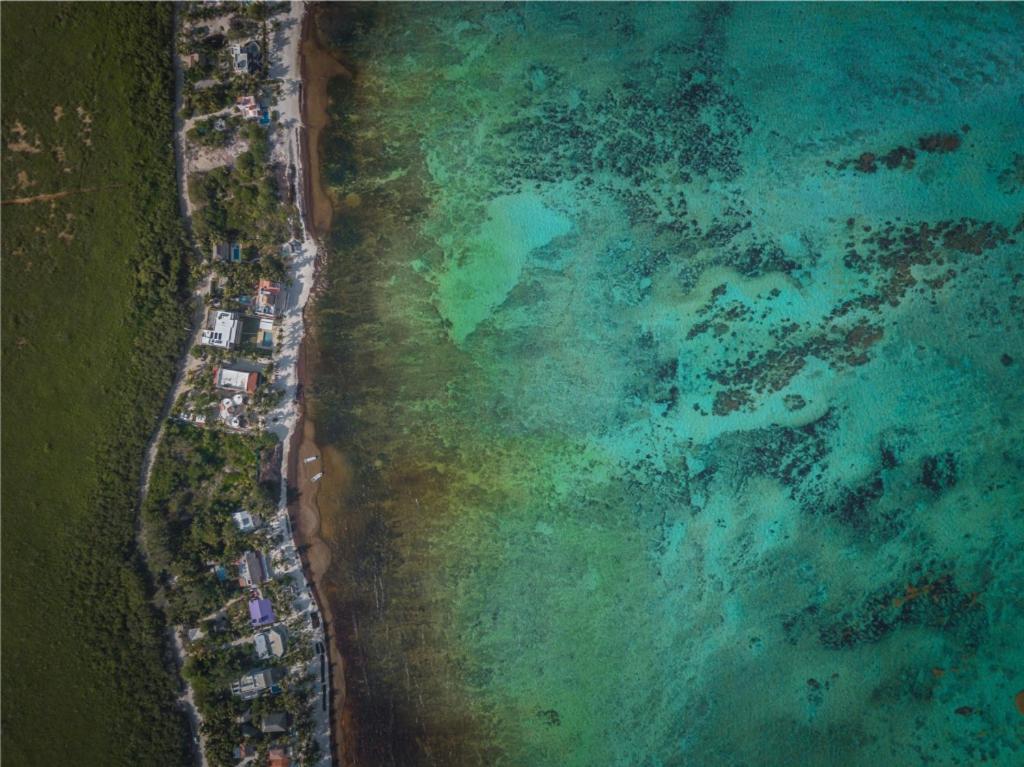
0 185 119 205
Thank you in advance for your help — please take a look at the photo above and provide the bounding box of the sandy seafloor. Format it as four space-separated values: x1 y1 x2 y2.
301 4 1024 766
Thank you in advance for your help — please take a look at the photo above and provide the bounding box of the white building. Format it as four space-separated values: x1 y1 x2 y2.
215 366 259 393
254 626 288 660
236 94 260 120
229 44 249 74
232 510 256 532
230 668 282 700
200 311 240 348
258 317 275 349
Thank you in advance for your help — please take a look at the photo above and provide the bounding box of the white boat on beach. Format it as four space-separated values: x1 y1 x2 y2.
310 472 323 482
304 455 319 464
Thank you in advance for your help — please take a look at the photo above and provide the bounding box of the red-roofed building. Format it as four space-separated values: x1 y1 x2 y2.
254 279 283 318
237 95 260 120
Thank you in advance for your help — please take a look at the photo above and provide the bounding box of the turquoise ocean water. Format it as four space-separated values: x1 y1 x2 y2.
309 4 1024 765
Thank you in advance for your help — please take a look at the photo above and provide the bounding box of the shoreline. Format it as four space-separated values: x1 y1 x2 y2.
263 3 340 764
290 7 349 765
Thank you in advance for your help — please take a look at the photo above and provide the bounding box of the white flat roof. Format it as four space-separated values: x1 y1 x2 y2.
254 633 270 659
218 367 254 391
201 311 240 348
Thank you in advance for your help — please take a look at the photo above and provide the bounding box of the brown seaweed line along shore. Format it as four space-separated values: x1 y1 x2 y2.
290 9 349 765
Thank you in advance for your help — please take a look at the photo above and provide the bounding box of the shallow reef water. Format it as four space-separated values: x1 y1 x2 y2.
307 4 1024 765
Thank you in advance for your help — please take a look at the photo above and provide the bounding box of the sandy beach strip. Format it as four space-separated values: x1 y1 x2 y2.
287 7 352 765
251 2 338 763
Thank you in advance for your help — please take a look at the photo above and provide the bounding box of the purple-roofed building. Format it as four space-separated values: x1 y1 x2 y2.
249 598 275 627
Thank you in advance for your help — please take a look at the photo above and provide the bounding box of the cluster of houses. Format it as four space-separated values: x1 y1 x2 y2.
187 263 285 430
177 7 326 764
183 34 260 78
201 245 288 356
218 511 297 763
194 501 306 766
200 300 277 353
181 13 265 98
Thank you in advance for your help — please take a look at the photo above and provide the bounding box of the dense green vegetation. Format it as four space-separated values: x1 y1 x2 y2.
190 122 294 248
183 78 246 119
187 113 243 149
143 422 278 622
179 2 287 118
1 4 193 764
185 0 289 24
143 424 318 766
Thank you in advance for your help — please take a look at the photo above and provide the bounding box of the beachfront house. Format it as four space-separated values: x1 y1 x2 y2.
229 40 261 74
253 279 283 318
230 667 283 700
254 625 288 660
249 597 275 627
257 317 275 350
261 712 290 735
213 240 244 263
215 365 260 393
232 510 256 533
236 94 260 120
238 551 268 588
229 43 250 74
212 242 228 262
200 310 241 349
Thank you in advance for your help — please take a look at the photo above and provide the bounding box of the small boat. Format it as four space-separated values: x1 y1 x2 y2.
303 455 318 464
310 472 323 482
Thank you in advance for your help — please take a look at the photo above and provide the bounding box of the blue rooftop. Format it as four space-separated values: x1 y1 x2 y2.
248 598 275 627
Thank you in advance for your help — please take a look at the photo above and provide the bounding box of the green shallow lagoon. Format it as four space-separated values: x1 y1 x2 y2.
307 4 1024 765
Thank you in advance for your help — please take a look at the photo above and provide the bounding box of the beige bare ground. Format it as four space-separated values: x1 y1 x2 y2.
188 138 250 175
7 120 42 153
1 186 116 206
